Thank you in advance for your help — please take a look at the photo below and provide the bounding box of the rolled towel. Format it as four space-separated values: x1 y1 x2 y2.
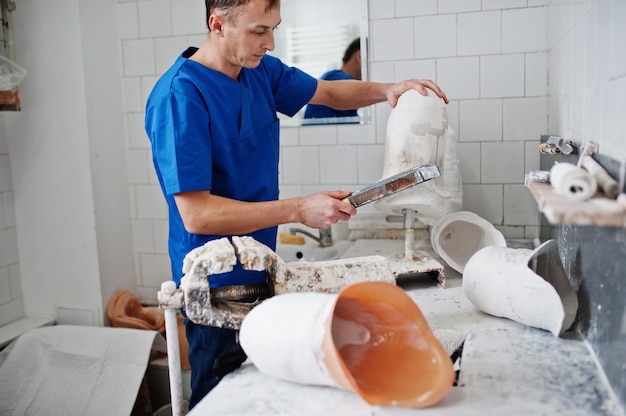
549 162 597 201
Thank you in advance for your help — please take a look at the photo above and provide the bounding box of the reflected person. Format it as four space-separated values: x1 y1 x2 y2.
304 37 362 120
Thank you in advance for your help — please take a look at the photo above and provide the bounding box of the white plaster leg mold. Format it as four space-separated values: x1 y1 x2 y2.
239 281 455 408
430 211 507 274
374 89 462 224
462 240 578 336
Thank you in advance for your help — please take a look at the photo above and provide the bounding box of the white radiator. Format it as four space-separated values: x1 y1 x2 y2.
285 25 356 78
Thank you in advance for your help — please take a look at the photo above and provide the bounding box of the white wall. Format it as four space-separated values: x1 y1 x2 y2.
1 0 134 324
548 0 626 163
0 118 22 326
116 0 207 302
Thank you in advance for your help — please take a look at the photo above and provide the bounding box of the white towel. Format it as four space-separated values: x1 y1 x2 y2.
0 325 163 416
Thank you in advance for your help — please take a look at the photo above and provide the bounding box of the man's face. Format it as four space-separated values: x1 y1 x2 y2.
220 0 281 69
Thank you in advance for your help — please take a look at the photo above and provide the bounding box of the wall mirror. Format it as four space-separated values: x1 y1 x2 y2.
273 0 370 127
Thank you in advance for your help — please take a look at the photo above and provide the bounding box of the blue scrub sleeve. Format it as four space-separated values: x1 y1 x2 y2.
262 55 317 117
147 91 214 196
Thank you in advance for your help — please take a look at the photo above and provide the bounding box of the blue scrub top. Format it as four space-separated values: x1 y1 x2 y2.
145 47 317 287
304 69 358 119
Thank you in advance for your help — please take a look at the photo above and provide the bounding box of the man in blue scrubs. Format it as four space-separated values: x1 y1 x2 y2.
145 0 448 409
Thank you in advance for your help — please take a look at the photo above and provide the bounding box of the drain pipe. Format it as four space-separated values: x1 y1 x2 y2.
158 281 185 416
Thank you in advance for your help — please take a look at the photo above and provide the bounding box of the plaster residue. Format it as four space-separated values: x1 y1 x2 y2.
459 329 622 415
381 89 448 178
410 121 446 138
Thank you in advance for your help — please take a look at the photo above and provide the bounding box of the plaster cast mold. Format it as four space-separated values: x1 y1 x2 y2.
239 281 455 408
374 89 462 224
430 211 506 273
462 239 578 336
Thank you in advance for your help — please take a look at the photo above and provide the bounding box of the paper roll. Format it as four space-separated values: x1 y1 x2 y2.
549 162 597 201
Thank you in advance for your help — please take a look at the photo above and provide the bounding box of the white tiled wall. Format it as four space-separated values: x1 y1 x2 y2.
367 1 546 232
548 0 626 163
116 0 550 296
0 120 23 326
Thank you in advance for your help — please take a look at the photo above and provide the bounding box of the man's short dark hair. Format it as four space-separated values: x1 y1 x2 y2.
205 0 280 30
342 38 360 64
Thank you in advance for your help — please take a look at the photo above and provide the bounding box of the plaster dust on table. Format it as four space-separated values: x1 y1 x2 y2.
456 329 623 416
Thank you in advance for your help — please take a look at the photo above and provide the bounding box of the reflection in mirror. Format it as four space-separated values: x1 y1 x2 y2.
272 0 370 127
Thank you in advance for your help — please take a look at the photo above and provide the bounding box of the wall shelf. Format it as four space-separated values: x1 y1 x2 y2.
526 174 626 227
0 89 20 110
1 0 21 111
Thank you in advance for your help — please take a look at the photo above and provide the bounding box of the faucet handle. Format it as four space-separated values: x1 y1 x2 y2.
318 227 333 247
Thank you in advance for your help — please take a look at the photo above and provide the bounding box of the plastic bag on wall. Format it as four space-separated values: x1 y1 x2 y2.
0 55 26 90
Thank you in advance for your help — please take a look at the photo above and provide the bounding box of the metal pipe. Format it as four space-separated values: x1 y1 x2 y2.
289 227 334 247
403 208 415 260
159 281 185 416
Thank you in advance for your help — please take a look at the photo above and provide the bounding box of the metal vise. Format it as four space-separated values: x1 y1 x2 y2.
158 236 396 330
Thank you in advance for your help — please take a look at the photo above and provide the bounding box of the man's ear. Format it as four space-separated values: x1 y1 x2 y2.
209 15 224 33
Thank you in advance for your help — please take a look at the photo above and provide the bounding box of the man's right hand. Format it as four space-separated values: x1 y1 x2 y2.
296 190 357 230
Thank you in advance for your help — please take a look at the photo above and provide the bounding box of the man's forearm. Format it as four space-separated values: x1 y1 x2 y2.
173 190 355 236
310 79 392 110
174 191 301 236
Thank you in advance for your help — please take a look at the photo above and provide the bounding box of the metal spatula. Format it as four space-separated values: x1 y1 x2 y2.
343 164 440 208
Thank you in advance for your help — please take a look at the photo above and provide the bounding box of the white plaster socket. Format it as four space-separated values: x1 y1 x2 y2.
462 240 578 336
430 211 506 274
239 281 455 408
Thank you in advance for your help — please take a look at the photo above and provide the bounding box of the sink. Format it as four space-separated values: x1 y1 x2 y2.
275 240 354 262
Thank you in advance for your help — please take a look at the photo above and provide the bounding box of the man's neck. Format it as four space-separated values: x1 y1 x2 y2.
189 36 242 80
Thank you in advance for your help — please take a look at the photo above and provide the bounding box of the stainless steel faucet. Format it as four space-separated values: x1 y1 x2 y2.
289 227 333 247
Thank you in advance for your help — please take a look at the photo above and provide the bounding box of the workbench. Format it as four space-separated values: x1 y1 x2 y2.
188 239 623 416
